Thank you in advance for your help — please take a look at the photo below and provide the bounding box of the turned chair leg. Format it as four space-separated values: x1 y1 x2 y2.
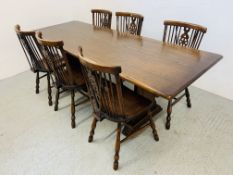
113 122 121 170
185 87 192 108
71 89 76 128
88 117 98 142
54 87 60 111
149 114 159 141
35 71 40 94
47 74 52 106
166 99 172 130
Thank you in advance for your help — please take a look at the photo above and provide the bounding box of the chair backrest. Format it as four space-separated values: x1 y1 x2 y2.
78 47 125 122
91 9 112 29
163 20 207 49
115 12 144 36
36 32 73 86
15 25 46 72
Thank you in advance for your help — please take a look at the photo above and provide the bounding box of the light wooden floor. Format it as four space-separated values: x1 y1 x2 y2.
0 71 233 175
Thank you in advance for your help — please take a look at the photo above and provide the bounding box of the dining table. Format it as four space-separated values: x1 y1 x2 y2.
38 21 222 134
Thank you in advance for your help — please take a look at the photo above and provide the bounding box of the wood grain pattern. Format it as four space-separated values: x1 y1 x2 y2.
38 21 222 100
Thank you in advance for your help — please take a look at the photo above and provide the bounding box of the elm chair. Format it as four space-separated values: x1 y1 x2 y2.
115 12 144 36
91 9 112 29
78 47 159 170
163 20 207 129
36 32 88 128
15 25 53 106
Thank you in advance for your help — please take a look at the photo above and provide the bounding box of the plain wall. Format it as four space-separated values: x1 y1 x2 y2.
1 0 233 100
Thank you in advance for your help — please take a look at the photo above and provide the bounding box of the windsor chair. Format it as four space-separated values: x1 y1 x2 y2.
36 32 88 128
163 20 207 129
91 9 112 29
115 12 143 36
15 25 53 106
78 47 159 170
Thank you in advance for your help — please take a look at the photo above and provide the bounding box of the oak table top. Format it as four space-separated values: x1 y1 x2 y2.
39 21 222 100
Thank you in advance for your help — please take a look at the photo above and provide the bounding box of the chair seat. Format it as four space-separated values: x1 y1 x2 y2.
54 68 85 88
71 69 86 86
122 86 154 120
102 85 154 122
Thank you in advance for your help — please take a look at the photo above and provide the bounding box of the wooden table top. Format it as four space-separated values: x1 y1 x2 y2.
39 21 222 100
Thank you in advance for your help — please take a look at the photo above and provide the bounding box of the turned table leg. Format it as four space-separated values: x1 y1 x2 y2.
166 99 172 130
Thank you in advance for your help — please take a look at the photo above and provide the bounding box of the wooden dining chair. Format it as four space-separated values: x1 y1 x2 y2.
115 12 144 36
163 20 207 49
163 20 207 129
91 9 112 29
36 32 88 128
78 47 159 170
15 25 53 106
